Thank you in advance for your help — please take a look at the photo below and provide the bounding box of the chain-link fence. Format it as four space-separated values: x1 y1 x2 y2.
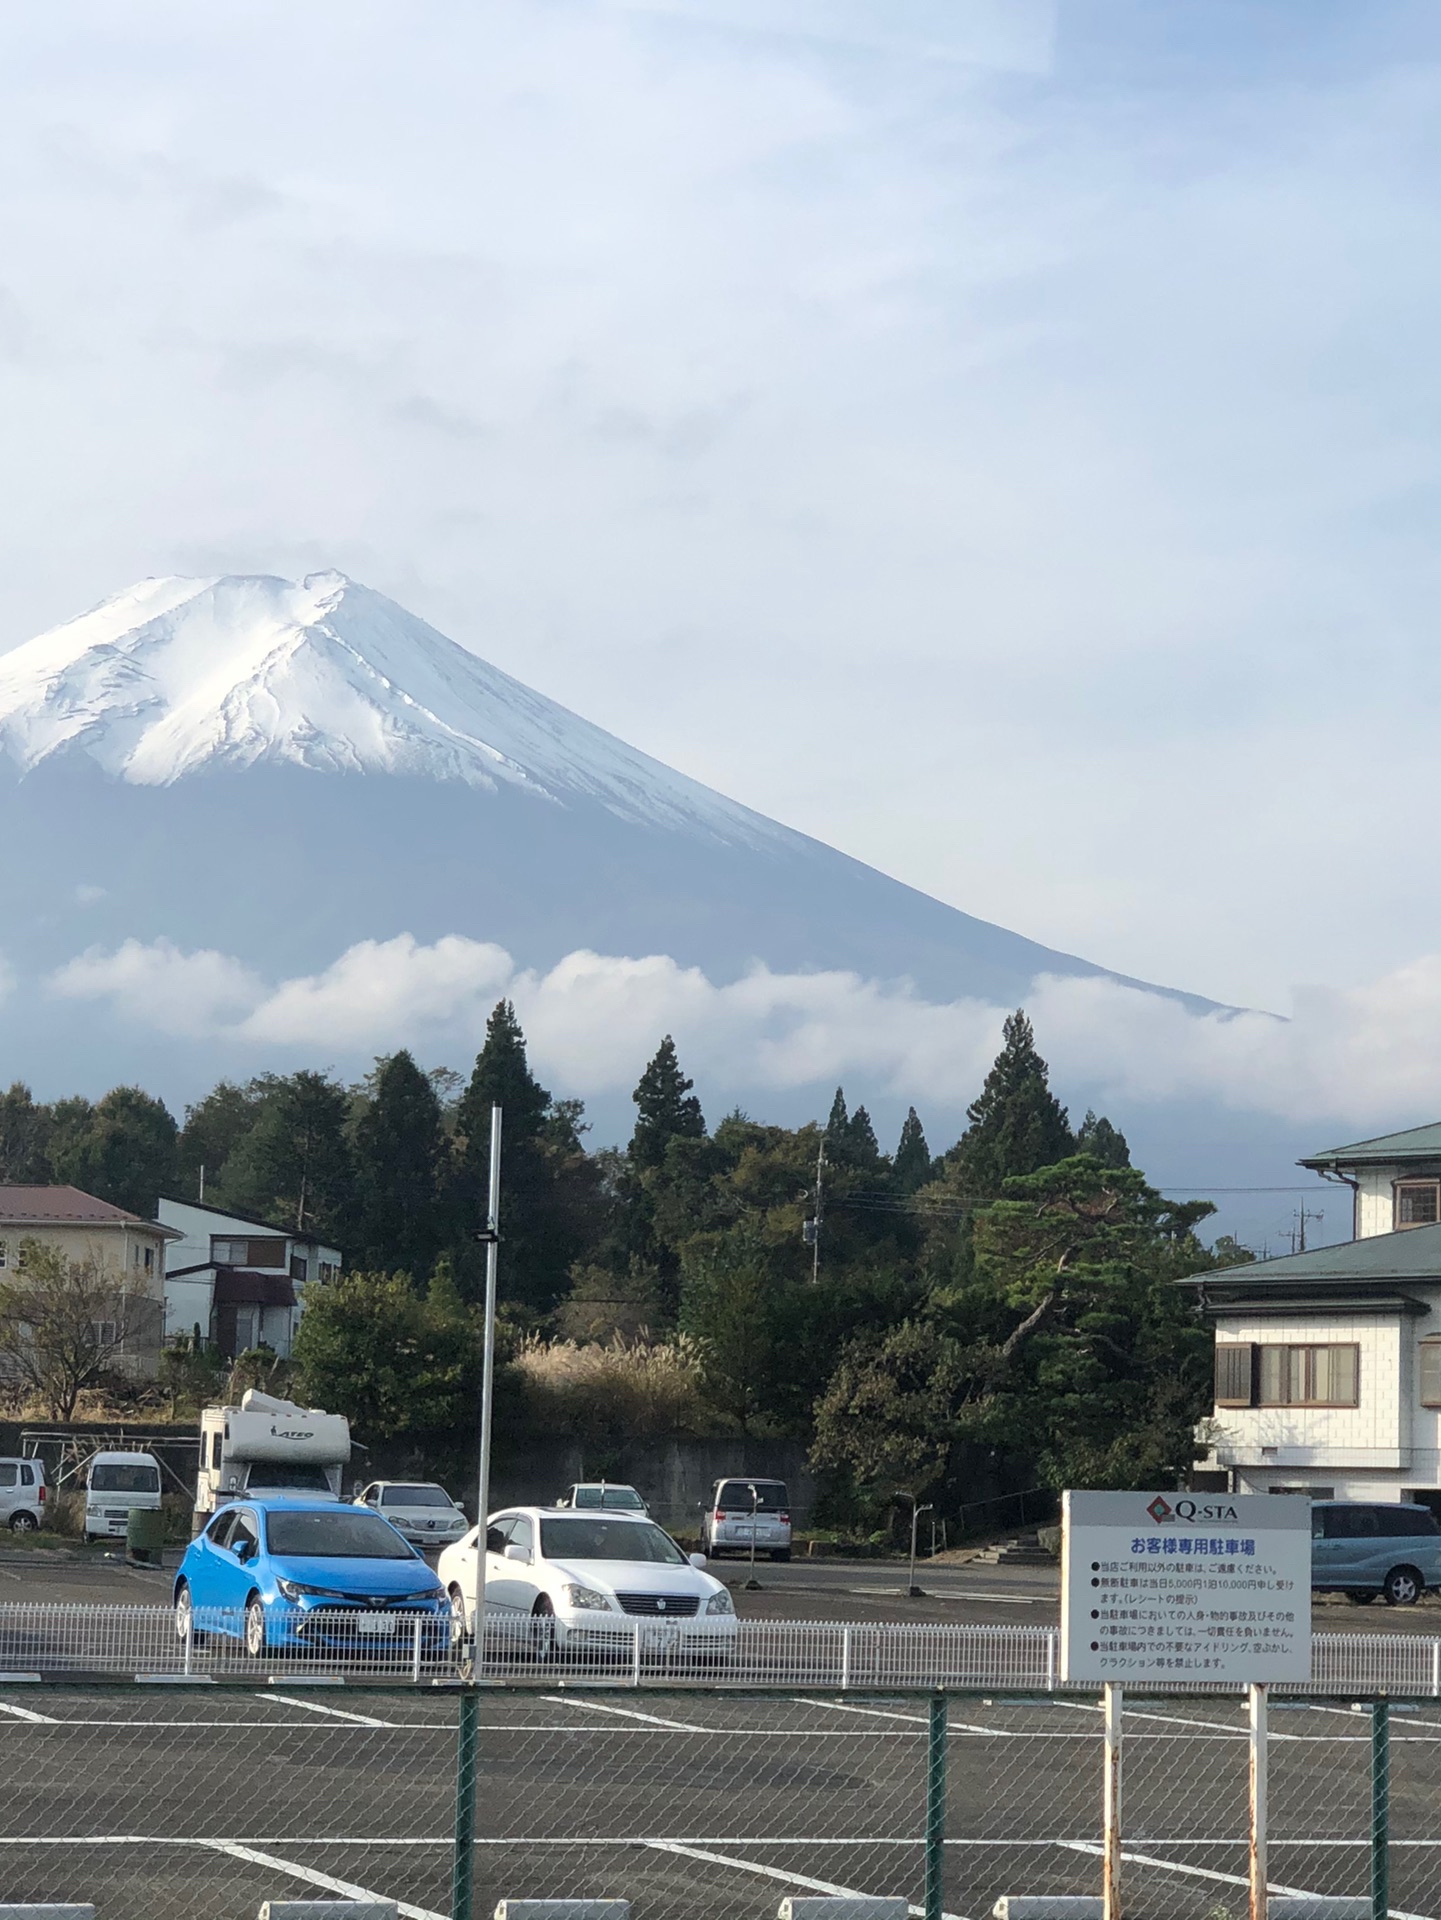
0 1680 1429 1920
3 1607 1441 1696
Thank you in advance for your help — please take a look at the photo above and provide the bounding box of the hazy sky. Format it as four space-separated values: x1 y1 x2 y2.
3 0 1440 1018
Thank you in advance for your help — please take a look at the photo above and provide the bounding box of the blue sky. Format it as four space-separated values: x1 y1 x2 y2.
1 0 1440 1033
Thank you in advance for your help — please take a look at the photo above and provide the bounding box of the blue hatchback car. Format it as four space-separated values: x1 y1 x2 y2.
174 1496 450 1657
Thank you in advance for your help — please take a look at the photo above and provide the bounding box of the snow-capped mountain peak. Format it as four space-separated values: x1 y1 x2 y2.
0 571 775 842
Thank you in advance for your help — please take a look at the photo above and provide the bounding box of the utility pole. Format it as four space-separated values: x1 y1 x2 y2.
1289 1206 1323 1254
802 1138 826 1282
471 1104 503 1674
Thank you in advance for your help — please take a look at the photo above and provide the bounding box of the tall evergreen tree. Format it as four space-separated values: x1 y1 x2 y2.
845 1104 881 1172
824 1088 849 1150
221 1072 354 1242
353 1051 445 1278
454 1001 564 1309
893 1108 932 1194
50 1086 179 1218
947 1010 1073 1196
1075 1110 1131 1168
630 1036 705 1170
0 1084 52 1184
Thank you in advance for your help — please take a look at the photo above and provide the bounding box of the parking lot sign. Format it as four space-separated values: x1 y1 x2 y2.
1060 1489 1312 1684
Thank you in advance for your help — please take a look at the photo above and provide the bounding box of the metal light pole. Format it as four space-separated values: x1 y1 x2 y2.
471 1103 503 1673
902 1492 933 1598
744 1480 762 1590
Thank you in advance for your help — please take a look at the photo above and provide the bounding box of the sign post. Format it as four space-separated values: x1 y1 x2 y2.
1061 1491 1311 1920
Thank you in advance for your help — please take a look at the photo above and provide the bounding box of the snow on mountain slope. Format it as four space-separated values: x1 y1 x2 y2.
0 571 781 844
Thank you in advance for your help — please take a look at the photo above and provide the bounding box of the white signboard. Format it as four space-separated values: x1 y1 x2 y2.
1060 1489 1312 1684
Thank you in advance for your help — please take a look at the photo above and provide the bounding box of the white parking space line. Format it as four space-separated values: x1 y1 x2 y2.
200 1838 445 1920
644 1839 971 1920
799 1699 1009 1737
1059 1840 1434 1920
542 1694 708 1732
267 1693 396 1727
0 1700 58 1723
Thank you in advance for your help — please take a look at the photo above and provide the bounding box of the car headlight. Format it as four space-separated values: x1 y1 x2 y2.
562 1583 613 1611
706 1590 735 1616
276 1579 335 1600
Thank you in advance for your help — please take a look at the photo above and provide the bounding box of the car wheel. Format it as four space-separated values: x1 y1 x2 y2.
244 1593 268 1657
9 1511 38 1534
1384 1567 1422 1607
769 1548 791 1562
448 1585 470 1644
530 1596 557 1662
1346 1591 1376 1606
174 1580 207 1646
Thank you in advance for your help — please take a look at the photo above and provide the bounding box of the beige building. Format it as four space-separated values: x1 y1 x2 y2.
0 1186 179 1379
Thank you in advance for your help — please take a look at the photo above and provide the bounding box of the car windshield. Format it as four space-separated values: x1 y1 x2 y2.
90 1464 160 1494
717 1481 787 1511
266 1510 415 1560
383 1486 454 1508
573 1487 643 1510
541 1518 687 1564
247 1464 332 1491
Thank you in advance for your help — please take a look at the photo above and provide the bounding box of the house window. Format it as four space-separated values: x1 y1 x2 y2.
210 1236 287 1269
1421 1340 1441 1407
1215 1343 1254 1406
1257 1344 1359 1407
0 1240 8 1270
143 1247 154 1274
1395 1181 1441 1229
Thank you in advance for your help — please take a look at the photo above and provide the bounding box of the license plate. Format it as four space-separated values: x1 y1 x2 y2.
356 1613 399 1635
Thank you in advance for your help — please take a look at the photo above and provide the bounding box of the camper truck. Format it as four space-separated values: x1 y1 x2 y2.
194 1390 351 1533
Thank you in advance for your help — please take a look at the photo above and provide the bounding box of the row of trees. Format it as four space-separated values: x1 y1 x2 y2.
0 1009 1239 1515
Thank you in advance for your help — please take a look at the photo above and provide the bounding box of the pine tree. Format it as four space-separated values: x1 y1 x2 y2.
221 1072 354 1242
893 1108 932 1194
353 1051 445 1278
630 1036 705 1170
1075 1110 1131 1169
825 1088 849 1149
845 1105 881 1172
948 1010 1073 1197
453 1001 564 1309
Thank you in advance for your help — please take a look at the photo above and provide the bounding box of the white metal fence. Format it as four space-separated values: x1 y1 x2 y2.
0 1606 1439 1692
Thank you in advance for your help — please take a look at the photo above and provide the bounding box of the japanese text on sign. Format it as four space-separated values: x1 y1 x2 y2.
1060 1490 1312 1683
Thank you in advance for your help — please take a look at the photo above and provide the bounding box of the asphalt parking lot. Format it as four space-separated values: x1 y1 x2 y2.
0 1680 1431 1920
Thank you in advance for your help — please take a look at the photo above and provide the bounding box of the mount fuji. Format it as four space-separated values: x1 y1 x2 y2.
0 570 1219 1115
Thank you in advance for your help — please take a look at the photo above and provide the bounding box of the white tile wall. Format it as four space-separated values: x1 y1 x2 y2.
1209 1296 1441 1494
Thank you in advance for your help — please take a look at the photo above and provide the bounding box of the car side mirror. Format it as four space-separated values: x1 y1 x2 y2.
234 1539 253 1563
689 1551 707 1569
504 1542 531 1563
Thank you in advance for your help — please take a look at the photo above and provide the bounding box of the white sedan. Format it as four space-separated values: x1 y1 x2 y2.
437 1506 737 1657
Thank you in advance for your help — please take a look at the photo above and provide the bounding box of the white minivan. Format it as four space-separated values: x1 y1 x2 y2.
84 1451 163 1543
701 1477 792 1561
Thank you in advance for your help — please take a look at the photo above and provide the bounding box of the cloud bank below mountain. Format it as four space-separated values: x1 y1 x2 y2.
43 932 1441 1131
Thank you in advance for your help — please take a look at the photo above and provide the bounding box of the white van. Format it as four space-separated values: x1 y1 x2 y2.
701 1477 792 1560
84 1451 163 1543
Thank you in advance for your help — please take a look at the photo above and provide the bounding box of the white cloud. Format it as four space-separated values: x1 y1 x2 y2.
50 937 262 1037
44 931 1441 1131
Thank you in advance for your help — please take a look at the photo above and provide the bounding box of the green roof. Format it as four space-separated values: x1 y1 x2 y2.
1300 1120 1441 1169
1181 1221 1441 1290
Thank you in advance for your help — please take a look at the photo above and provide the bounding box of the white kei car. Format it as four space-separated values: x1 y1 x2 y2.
437 1506 737 1657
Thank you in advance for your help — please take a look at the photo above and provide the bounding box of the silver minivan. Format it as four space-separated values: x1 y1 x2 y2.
0 1458 47 1533
1311 1501 1441 1605
702 1477 792 1561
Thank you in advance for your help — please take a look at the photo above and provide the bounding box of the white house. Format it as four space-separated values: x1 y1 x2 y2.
1185 1120 1441 1515
158 1197 341 1361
